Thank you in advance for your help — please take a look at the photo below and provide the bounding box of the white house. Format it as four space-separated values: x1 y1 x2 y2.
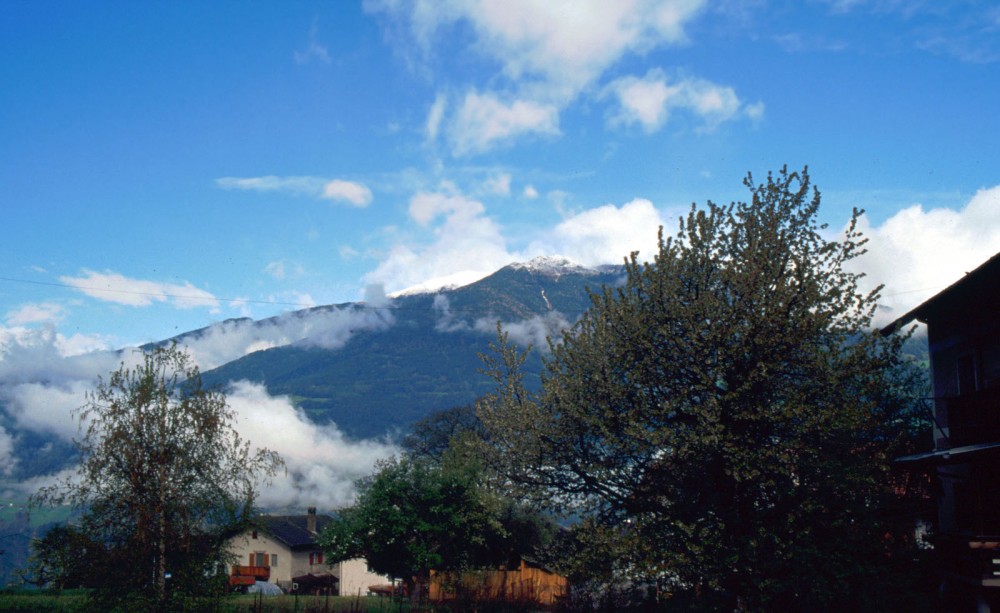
227 507 386 595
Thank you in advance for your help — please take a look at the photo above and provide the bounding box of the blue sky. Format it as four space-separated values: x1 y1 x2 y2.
2 0 1000 506
3 1 999 349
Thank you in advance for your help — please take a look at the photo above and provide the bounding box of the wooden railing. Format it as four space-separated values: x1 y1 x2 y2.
231 565 270 580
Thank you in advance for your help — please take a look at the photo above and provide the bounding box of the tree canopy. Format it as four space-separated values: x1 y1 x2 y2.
477 167 926 610
321 407 556 602
31 345 283 610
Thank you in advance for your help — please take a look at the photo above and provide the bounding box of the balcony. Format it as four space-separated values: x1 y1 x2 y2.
935 534 1000 587
942 388 1000 448
230 564 270 584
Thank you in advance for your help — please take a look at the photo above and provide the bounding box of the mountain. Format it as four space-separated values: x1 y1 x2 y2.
200 257 624 439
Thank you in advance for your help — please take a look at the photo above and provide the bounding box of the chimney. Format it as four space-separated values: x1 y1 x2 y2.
307 506 317 534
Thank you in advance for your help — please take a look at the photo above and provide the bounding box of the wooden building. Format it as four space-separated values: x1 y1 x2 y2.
428 557 568 607
887 251 1000 610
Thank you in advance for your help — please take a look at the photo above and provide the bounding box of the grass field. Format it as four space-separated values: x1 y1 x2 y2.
0 591 413 612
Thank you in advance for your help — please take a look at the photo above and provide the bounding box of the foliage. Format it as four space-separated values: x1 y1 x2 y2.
477 167 927 610
30 344 283 611
21 524 98 590
401 404 484 463
320 455 509 598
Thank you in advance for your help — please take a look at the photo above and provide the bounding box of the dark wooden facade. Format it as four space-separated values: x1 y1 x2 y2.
888 251 1000 608
428 558 568 606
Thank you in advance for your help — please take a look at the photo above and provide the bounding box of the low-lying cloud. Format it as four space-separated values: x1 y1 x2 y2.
851 185 1000 326
227 381 395 509
0 305 400 507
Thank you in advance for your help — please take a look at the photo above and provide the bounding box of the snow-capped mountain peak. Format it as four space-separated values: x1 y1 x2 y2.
508 255 596 277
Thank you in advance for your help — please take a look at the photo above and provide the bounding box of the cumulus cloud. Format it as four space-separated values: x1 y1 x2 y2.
59 270 220 310
322 180 374 207
604 69 759 132
6 302 64 326
370 0 713 154
849 185 1000 326
536 198 667 266
227 381 395 509
449 91 560 155
370 183 672 294
366 187 517 294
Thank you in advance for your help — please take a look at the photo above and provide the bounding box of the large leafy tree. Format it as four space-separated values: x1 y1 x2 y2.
477 167 925 610
321 413 557 603
319 455 506 599
32 345 283 610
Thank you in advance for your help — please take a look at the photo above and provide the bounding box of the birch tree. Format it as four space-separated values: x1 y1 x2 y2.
33 345 283 610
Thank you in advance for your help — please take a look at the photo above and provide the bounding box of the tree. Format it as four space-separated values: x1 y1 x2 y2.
477 167 925 610
32 345 283 610
23 524 101 590
319 455 500 599
320 449 555 602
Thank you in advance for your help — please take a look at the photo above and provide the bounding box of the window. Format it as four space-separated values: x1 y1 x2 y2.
254 552 267 567
309 551 323 565
271 554 278 567
957 354 978 395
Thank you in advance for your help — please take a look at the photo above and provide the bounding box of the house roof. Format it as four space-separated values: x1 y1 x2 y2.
257 514 333 549
881 251 1000 336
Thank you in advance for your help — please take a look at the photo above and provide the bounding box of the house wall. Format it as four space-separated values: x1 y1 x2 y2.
227 532 293 584
227 532 335 588
334 558 389 597
926 312 1000 537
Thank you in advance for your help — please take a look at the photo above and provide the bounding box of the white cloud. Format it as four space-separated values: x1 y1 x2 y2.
215 175 327 195
0 425 16 476
534 198 667 266
263 260 304 280
523 185 539 199
0 322 398 508
388 0 704 93
473 311 574 350
408 187 485 226
449 90 560 155
59 270 219 310
850 185 1000 326
426 92 447 140
217 175 373 206
373 0 713 154
605 69 754 132
226 381 396 509
366 187 516 293
483 173 512 196
177 305 394 371
295 21 333 65
322 180 374 207
368 185 671 295
6 302 64 326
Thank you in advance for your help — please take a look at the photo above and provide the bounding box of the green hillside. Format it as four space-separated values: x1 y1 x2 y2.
202 262 623 439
